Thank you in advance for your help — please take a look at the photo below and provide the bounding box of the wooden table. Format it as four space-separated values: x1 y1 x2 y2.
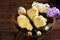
0 0 60 40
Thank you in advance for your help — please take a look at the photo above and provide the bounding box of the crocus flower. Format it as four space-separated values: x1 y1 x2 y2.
46 7 60 17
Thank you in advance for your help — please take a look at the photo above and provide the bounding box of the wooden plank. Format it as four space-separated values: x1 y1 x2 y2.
0 0 60 40
0 31 18 40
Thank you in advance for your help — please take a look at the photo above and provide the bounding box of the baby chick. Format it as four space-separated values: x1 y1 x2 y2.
17 15 33 31
27 7 38 21
33 15 47 28
17 15 30 28
32 1 50 13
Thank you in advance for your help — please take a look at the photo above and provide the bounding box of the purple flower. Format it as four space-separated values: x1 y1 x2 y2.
46 7 60 17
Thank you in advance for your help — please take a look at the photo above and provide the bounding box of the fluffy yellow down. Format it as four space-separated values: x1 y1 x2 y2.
17 15 30 28
27 7 38 21
33 15 47 28
17 15 33 31
26 23 33 31
32 1 50 13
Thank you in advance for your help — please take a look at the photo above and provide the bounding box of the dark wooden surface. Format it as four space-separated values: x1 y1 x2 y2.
0 0 60 40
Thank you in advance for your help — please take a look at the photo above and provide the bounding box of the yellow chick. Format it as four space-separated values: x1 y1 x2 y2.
27 6 38 21
33 15 47 28
17 15 30 28
32 1 43 13
32 1 50 13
